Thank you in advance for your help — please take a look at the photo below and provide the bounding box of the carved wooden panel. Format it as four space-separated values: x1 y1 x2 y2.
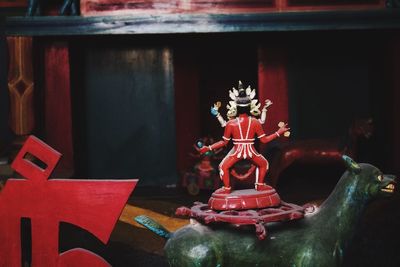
80 0 385 16
7 37 35 136
287 0 381 6
81 0 276 16
284 0 385 10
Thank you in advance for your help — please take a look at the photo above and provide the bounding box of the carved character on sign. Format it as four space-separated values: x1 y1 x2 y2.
0 136 137 267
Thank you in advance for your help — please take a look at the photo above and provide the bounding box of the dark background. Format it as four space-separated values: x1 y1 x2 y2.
67 31 396 181
0 10 398 182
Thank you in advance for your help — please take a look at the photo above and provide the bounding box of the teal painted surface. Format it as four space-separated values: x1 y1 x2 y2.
135 215 171 239
72 43 177 185
165 160 395 267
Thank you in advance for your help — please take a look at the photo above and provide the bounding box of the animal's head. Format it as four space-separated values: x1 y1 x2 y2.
342 155 396 199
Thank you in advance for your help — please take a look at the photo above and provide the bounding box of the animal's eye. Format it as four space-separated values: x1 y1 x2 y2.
377 175 383 182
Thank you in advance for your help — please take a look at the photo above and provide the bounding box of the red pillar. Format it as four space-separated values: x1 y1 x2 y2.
258 45 289 149
174 50 201 173
44 42 74 176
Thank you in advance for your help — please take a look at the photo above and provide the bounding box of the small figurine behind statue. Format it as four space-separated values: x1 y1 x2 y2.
182 137 224 195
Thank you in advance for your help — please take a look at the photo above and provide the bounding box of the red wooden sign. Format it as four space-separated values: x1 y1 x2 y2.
0 136 137 267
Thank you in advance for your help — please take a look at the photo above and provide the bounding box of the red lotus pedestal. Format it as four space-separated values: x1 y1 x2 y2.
208 187 281 211
176 185 312 240
176 200 309 240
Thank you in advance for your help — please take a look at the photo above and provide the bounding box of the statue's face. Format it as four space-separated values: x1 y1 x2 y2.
227 107 237 119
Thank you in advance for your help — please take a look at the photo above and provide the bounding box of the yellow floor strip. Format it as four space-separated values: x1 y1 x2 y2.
119 203 189 232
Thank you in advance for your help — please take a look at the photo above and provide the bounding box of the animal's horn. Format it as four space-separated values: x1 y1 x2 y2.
342 155 361 174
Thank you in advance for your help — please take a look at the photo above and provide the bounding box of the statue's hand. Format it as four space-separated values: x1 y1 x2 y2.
199 146 210 154
263 99 273 111
211 102 221 116
211 107 218 116
277 122 290 137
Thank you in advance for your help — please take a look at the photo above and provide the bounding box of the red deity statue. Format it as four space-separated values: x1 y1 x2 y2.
200 81 290 194
176 82 307 238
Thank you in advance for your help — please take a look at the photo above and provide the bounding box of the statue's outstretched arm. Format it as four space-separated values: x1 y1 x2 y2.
258 99 273 124
199 124 232 154
211 102 227 127
257 122 290 144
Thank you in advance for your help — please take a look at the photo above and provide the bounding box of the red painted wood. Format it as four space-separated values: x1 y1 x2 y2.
80 0 385 16
2 136 137 267
0 0 26 7
284 0 385 11
81 0 277 16
11 135 61 182
176 201 307 240
174 50 201 173
258 45 289 148
44 42 74 176
208 188 281 210
58 249 111 267
281 4 385 11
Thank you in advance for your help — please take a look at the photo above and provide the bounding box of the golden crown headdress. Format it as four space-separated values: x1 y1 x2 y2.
226 81 261 118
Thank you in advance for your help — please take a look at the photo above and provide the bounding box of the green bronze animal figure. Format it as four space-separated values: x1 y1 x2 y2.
136 156 395 267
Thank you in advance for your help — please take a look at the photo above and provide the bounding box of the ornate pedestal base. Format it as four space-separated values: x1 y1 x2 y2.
208 188 281 211
176 201 309 240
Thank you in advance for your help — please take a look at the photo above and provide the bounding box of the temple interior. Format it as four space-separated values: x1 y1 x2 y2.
0 1 399 266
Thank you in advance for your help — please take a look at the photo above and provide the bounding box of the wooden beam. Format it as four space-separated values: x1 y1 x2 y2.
6 10 400 36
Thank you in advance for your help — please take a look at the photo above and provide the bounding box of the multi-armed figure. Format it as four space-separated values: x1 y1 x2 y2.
200 81 290 194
